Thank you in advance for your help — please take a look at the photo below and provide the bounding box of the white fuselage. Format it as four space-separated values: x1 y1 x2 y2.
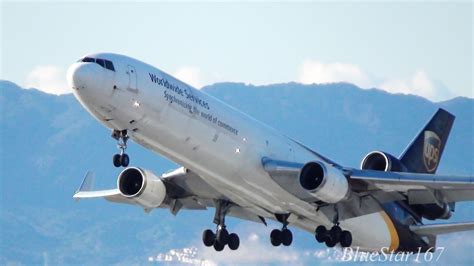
67 53 398 251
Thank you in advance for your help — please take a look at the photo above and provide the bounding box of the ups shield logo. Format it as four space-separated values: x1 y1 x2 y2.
423 131 441 173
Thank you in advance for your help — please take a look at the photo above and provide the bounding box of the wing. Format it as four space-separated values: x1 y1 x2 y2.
348 168 474 204
262 157 473 222
73 168 265 224
262 157 474 204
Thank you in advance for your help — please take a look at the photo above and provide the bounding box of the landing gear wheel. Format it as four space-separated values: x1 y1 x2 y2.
216 228 229 246
113 154 121 167
270 229 282 246
228 233 240 250
329 226 342 243
120 153 130 167
213 240 225 252
325 237 337 248
340 230 352 247
202 229 215 247
281 229 293 246
315 225 327 243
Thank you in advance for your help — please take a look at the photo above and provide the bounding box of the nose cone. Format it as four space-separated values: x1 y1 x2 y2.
67 63 95 90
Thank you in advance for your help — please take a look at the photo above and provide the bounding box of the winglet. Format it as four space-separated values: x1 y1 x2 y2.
75 171 95 197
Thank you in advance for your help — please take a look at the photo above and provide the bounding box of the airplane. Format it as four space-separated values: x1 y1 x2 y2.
68 53 474 253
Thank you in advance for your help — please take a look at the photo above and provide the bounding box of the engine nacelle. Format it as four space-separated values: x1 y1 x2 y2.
411 203 453 220
299 161 349 203
117 167 167 209
360 151 405 172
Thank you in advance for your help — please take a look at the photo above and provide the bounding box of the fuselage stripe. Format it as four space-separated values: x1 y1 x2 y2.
381 211 400 251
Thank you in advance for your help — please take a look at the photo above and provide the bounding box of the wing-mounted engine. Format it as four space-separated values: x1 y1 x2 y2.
117 167 167 209
360 151 406 172
298 161 350 203
410 203 454 220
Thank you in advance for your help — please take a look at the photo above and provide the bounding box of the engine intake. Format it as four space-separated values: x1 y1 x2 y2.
360 151 404 172
299 161 349 203
117 167 167 209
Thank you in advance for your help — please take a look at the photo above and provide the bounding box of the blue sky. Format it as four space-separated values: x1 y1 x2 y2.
1 1 472 100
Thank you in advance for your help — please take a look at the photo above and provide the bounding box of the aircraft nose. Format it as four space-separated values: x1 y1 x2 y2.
67 63 95 90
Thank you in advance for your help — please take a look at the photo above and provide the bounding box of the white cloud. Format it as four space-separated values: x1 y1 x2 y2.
25 65 71 95
299 60 374 89
298 59 454 101
173 66 204 89
379 70 452 101
148 225 348 265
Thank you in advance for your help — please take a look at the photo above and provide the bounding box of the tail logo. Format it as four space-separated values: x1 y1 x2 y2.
423 131 441 173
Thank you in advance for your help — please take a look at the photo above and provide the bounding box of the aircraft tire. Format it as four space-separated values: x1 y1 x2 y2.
270 229 282 246
315 226 327 243
202 229 215 247
213 240 225 252
113 154 121 167
228 233 240 250
281 229 293 246
120 153 130 167
329 226 342 243
325 237 337 248
216 228 229 246
340 230 352 247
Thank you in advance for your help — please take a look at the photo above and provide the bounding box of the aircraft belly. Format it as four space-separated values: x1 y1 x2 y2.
340 212 393 252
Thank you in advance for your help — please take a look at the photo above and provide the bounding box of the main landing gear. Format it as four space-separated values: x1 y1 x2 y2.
270 214 293 247
202 200 240 252
315 224 352 248
112 129 130 167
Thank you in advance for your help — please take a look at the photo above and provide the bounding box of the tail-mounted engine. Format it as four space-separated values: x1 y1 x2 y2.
299 161 349 203
360 151 406 172
117 167 167 209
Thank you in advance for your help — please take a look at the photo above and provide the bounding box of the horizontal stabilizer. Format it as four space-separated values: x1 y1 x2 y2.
410 221 474 236
73 188 122 199
73 171 131 204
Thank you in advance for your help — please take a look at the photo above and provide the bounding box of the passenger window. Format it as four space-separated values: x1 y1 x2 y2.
96 59 105 68
105 60 115 71
82 57 95 63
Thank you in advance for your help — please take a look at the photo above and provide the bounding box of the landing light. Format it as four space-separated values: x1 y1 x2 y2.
133 101 140 108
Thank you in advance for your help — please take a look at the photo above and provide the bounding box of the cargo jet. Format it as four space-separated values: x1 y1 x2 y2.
69 53 474 253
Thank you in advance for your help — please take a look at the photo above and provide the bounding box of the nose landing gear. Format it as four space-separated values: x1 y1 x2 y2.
112 129 130 167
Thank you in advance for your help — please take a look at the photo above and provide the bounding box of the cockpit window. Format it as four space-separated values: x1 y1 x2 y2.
77 57 115 72
105 60 115 71
96 58 105 68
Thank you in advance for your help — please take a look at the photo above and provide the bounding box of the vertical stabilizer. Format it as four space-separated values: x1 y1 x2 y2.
399 109 455 174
